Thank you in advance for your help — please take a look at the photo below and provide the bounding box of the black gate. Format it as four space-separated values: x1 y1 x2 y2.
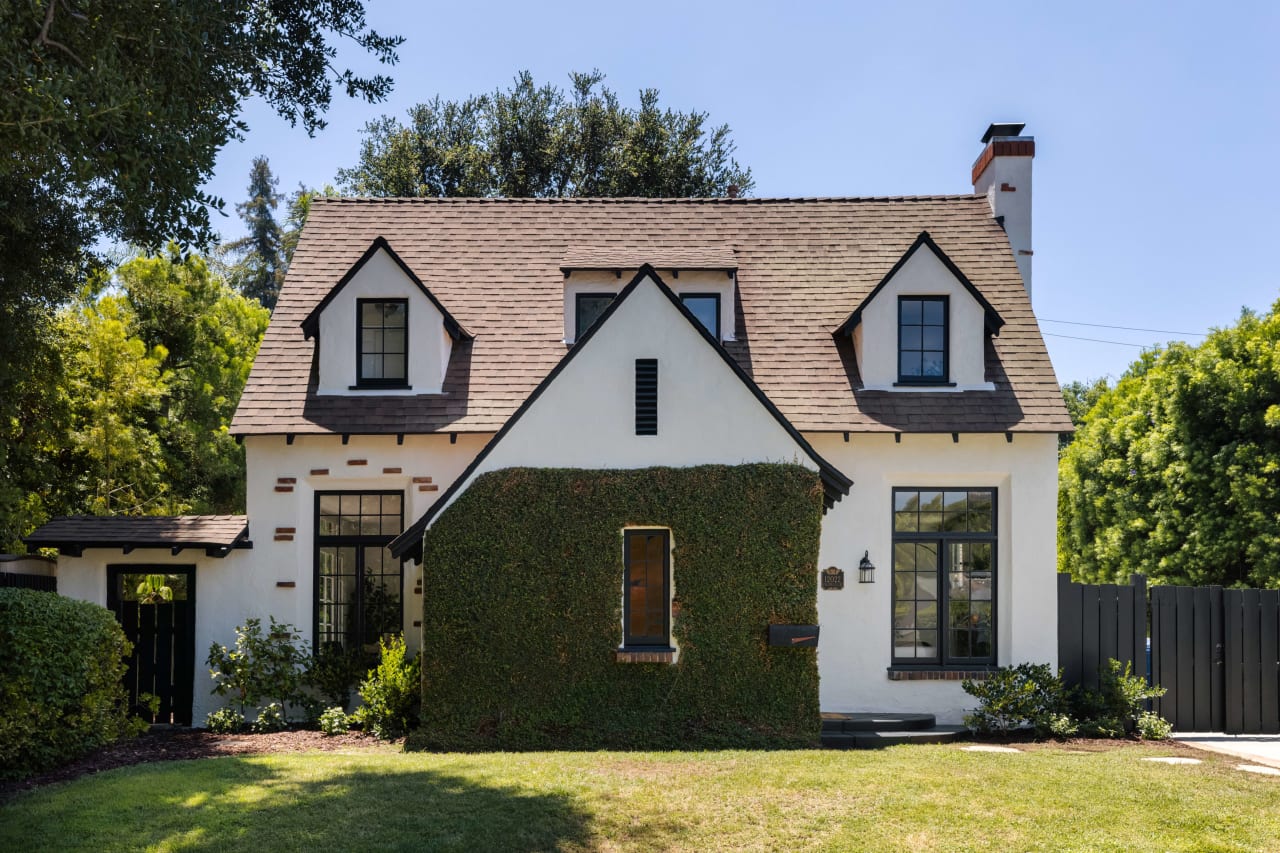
1060 574 1280 734
107 566 196 726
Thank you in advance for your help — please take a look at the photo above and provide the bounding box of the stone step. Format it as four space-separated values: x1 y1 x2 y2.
821 725 969 750
820 712 937 733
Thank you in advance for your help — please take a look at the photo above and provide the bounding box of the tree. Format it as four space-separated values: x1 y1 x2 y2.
1058 301 1280 588
222 157 285 311
1059 377 1111 452
0 3 401 482
338 70 754 198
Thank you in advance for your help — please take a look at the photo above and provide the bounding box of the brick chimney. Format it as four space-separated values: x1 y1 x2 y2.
972 122 1035 300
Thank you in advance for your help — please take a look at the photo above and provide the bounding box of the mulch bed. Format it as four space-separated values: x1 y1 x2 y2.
1 728 391 800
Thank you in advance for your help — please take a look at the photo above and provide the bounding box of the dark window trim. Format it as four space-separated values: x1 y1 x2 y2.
890 486 997 668
574 292 616 341
313 490 405 653
622 528 672 650
896 295 950 385
106 564 196 609
355 298 410 389
679 292 721 339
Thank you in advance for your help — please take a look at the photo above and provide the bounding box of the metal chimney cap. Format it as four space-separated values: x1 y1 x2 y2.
981 122 1026 143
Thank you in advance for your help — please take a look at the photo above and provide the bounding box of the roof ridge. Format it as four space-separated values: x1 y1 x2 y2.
311 194 986 205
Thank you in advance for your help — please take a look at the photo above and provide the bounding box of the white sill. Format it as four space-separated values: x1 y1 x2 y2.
861 382 996 393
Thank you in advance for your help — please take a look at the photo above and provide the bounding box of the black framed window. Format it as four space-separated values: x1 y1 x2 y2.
357 299 408 387
891 488 996 666
315 491 404 652
898 296 948 383
623 529 671 649
575 292 615 340
680 293 721 338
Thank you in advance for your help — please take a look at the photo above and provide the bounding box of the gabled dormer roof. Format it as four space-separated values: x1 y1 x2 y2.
833 231 1005 337
388 263 852 562
299 236 472 341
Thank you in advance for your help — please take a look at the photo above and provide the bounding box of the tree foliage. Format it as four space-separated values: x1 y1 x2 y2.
1059 377 1110 451
222 157 286 310
339 70 754 199
1059 300 1280 587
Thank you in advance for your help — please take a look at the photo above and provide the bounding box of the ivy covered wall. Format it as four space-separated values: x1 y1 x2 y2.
412 464 823 750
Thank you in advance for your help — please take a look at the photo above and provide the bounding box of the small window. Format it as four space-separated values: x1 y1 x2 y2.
898 296 948 383
624 529 670 649
357 299 408 387
575 292 615 340
680 293 721 338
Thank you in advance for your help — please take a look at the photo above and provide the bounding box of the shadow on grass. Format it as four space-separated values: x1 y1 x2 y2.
1 757 593 852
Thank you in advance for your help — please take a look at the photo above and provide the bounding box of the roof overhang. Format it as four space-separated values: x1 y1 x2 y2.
24 516 253 559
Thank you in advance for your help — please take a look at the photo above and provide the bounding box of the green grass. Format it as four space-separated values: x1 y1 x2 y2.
2 743 1278 852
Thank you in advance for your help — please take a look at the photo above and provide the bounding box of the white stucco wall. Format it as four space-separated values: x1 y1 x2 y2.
434 274 813 524
316 248 453 394
854 246 994 391
564 270 737 342
809 431 1059 724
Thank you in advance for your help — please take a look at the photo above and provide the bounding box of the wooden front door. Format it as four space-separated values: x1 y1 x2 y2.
107 566 197 726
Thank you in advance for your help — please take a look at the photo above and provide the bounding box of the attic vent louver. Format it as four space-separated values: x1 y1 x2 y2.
635 359 658 435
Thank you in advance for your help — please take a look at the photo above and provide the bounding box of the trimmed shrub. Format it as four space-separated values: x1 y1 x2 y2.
352 635 420 740
1073 658 1168 738
963 663 1072 737
0 588 146 779
413 464 823 750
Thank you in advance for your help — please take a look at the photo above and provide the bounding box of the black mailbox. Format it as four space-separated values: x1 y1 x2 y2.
768 624 820 648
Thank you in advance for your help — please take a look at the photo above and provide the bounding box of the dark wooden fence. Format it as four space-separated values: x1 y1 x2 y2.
1058 573 1147 691
0 572 57 592
1061 574 1280 734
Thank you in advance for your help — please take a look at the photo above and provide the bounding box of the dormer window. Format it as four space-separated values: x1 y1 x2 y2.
575 293 615 340
357 299 408 387
680 293 721 339
898 296 948 384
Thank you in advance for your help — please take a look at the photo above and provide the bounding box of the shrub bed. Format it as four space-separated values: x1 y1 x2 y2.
0 588 144 779
412 464 823 750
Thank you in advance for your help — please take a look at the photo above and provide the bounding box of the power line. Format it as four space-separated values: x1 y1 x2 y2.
1044 332 1153 348
1040 318 1207 337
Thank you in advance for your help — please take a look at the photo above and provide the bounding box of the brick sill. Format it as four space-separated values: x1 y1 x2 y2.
886 668 995 682
616 649 676 664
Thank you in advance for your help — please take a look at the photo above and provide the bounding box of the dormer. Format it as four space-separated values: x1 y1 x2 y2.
300 237 470 395
560 246 738 344
835 232 1003 391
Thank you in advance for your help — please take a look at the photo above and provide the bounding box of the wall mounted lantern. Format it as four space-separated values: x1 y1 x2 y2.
858 550 876 584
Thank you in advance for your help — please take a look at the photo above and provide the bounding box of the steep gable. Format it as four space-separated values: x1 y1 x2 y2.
389 264 851 561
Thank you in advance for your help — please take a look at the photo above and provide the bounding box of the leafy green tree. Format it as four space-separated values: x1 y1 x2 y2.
0 3 401 493
1059 377 1111 451
222 157 285 311
1059 301 1280 587
339 70 754 198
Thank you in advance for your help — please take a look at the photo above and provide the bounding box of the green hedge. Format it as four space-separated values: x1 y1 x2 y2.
412 464 823 750
0 588 143 779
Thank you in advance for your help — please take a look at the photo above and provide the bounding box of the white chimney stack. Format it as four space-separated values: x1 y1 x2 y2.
972 122 1035 300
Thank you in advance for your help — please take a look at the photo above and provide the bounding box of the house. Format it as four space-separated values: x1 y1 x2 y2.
27 123 1070 739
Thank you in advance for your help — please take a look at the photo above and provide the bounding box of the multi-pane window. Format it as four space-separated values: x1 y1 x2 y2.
315 492 403 651
892 488 996 666
680 293 721 338
357 299 408 386
898 296 948 383
624 529 670 648
575 293 615 340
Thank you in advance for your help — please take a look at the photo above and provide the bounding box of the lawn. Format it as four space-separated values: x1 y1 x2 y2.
2 742 1277 852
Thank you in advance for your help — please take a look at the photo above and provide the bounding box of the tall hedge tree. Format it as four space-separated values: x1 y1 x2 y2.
338 70 754 198
222 157 286 311
1059 299 1280 588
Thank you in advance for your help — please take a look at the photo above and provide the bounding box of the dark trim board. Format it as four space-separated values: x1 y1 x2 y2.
833 231 1004 338
301 236 473 341
389 264 853 563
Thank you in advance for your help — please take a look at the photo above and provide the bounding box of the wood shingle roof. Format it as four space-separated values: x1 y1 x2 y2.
231 196 1071 436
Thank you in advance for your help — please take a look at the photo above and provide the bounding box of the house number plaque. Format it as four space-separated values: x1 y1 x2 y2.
822 566 844 590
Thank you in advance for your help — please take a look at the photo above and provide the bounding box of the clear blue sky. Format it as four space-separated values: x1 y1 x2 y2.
205 0 1279 386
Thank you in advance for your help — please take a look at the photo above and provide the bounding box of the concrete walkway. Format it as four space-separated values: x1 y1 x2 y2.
1173 733 1280 769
